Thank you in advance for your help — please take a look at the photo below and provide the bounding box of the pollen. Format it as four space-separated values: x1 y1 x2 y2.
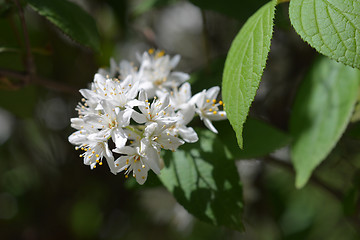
99 162 103 165
212 99 216 103
95 154 99 158
219 101 223 105
213 111 217 114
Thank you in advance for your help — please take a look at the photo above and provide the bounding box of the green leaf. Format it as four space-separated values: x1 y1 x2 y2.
159 130 244 231
222 0 277 148
217 118 291 159
289 0 360 69
290 57 360 188
28 0 100 51
190 0 268 22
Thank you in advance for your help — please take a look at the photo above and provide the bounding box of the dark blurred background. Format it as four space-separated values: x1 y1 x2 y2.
0 0 359 239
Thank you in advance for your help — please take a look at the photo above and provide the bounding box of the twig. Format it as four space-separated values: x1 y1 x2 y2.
264 156 344 202
0 68 78 94
14 0 36 79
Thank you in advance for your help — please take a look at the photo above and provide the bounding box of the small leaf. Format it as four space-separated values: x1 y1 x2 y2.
290 57 360 188
289 0 360 69
28 0 100 51
159 130 244 231
222 0 277 148
190 0 268 22
217 118 291 159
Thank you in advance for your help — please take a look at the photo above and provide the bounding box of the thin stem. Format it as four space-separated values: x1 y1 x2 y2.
125 125 143 137
0 68 78 94
201 9 211 71
13 0 36 78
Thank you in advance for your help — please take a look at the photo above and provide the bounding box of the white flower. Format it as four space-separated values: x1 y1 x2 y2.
170 104 198 143
132 90 177 126
137 50 189 98
113 144 160 185
143 122 185 152
190 86 226 134
84 100 131 148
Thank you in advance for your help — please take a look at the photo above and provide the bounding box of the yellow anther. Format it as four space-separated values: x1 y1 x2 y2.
130 141 134 144
221 113 224 117
206 99 210 103
212 99 216 103
88 156 91 159
92 151 95 154
116 164 119 166
95 154 99 158
99 162 103 165
96 160 99 163
148 48 155 54
81 147 84 150
125 167 128 170
219 101 223 105
93 165 96 168
213 111 217 114
138 169 141 172
209 108 213 112
142 165 145 168
142 176 145 179
125 175 128 178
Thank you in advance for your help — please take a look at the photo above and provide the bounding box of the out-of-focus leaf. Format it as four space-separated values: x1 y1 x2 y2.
0 86 38 118
222 0 277 148
289 0 360 69
217 118 291 159
0 1 14 18
290 57 360 188
131 0 177 17
159 129 244 231
190 0 268 22
70 200 103 238
28 0 100 51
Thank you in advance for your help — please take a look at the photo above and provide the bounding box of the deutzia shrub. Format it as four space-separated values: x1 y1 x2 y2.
68 49 227 184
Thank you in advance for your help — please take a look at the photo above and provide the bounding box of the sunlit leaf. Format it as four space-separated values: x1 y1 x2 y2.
222 0 277 148
290 57 360 188
289 0 360 69
159 130 244 231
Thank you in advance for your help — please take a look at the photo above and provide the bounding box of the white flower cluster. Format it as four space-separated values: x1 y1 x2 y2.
68 49 227 184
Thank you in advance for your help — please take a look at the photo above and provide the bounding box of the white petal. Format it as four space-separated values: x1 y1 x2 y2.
178 126 198 143
111 129 127 148
131 111 147 124
114 146 136 155
206 86 220 100
143 146 161 174
203 118 218 134
170 54 181 68
103 143 116 174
